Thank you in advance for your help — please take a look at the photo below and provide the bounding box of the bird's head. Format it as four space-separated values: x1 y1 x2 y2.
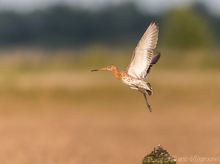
91 65 117 72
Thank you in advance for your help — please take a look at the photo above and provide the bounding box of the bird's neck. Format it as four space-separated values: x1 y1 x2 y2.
111 67 123 79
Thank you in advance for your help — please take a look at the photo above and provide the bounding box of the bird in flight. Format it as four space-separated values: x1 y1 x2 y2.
91 22 160 112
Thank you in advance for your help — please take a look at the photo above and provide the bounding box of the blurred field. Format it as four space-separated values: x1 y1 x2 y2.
0 48 219 164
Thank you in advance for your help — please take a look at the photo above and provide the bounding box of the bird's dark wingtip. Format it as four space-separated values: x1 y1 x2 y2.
156 51 161 56
150 52 161 65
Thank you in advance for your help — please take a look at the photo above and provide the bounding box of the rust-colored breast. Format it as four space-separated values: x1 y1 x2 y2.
111 68 122 79
110 66 130 80
120 71 129 78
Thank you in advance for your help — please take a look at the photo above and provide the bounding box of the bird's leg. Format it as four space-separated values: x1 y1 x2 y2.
143 93 152 112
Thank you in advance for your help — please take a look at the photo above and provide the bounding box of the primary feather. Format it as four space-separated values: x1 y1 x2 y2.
146 52 161 75
127 22 159 79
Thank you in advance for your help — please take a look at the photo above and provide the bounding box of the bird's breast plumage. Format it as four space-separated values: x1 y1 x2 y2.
121 75 134 86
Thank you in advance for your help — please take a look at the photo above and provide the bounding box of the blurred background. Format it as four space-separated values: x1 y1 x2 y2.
0 0 219 163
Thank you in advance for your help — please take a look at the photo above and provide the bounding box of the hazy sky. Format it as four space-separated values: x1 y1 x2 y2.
0 0 219 15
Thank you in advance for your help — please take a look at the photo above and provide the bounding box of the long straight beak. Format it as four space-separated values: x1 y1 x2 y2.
91 67 107 72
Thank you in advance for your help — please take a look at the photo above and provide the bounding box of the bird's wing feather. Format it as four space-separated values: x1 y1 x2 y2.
146 52 161 75
127 22 159 79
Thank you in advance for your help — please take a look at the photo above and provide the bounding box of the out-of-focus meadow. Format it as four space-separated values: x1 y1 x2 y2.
0 1 219 164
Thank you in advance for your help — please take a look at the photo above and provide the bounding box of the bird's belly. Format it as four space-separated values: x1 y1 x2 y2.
121 77 149 90
121 77 136 87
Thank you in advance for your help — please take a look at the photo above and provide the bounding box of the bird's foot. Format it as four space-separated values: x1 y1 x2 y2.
147 105 152 112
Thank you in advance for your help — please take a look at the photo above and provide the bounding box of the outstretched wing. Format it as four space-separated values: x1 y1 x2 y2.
127 22 159 79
